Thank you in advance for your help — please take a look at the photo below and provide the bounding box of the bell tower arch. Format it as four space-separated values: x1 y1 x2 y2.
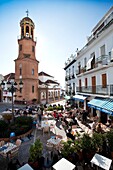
14 11 39 103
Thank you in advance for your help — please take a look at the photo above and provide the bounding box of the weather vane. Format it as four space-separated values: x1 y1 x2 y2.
26 9 29 17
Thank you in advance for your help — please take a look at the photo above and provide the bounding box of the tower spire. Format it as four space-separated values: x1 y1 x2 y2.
26 9 29 17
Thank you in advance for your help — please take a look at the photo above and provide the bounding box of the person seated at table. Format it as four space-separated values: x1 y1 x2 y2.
66 128 75 140
92 121 97 131
23 110 27 116
96 123 103 133
58 112 63 120
71 115 78 125
53 111 57 119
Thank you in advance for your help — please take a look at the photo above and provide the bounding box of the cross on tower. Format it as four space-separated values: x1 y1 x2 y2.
26 10 29 17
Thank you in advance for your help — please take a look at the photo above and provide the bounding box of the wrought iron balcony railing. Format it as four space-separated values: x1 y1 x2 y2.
76 85 113 96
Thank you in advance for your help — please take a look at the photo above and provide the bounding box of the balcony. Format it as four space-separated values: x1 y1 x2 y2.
76 66 86 75
76 85 113 96
95 55 108 67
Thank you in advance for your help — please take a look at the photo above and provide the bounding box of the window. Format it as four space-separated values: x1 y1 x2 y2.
32 69 34 75
24 54 30 58
85 78 87 88
79 79 81 91
32 46 35 52
20 88 22 93
32 86 34 93
26 26 29 33
78 62 81 73
102 73 107 88
19 44 22 51
31 28 33 38
100 45 105 56
21 26 24 37
84 57 87 67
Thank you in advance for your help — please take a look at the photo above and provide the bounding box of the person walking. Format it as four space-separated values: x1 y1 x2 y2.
37 107 42 124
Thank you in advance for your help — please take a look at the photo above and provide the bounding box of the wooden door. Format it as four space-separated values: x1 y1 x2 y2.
92 76 96 93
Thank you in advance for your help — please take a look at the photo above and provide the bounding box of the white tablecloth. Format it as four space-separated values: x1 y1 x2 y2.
0 143 18 156
47 138 61 145
91 153 112 170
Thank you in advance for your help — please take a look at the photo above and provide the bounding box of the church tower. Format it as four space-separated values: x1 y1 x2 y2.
15 11 39 103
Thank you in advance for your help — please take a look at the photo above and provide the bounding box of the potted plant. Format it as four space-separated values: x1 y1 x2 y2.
92 132 104 153
106 129 113 159
81 134 95 161
28 138 43 169
61 140 75 160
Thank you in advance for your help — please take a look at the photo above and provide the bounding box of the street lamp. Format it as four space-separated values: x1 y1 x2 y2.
1 80 23 122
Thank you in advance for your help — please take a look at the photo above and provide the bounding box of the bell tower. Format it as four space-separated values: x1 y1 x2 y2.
15 11 39 103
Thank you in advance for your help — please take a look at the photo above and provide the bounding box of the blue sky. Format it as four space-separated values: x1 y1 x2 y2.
0 0 113 88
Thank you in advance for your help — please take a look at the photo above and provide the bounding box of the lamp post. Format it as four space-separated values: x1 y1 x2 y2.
1 80 23 122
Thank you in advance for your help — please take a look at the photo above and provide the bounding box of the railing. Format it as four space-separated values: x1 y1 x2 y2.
76 85 113 96
95 55 108 64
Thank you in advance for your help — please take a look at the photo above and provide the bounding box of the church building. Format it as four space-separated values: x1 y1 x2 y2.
14 12 39 103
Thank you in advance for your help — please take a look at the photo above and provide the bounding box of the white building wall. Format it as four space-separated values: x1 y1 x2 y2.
76 25 113 87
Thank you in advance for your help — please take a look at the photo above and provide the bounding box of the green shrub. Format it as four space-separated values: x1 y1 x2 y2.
15 116 33 127
47 107 53 111
29 138 43 162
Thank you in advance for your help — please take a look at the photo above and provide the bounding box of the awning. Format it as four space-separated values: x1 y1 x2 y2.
64 95 71 100
88 98 108 110
101 99 113 115
86 57 93 70
88 98 113 115
73 94 87 101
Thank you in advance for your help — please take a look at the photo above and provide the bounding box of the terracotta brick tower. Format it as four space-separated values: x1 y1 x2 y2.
14 13 39 103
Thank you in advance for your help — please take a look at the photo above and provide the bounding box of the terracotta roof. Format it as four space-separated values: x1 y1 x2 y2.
4 73 15 81
38 71 53 78
45 79 59 85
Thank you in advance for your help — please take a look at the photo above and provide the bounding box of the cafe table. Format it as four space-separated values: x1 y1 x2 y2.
0 142 18 158
53 158 75 170
47 137 61 146
91 153 112 170
18 163 33 170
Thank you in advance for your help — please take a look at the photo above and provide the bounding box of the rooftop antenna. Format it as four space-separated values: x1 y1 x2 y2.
26 9 29 17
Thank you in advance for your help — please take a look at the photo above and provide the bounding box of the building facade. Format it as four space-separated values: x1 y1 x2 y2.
64 6 113 122
38 71 61 104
